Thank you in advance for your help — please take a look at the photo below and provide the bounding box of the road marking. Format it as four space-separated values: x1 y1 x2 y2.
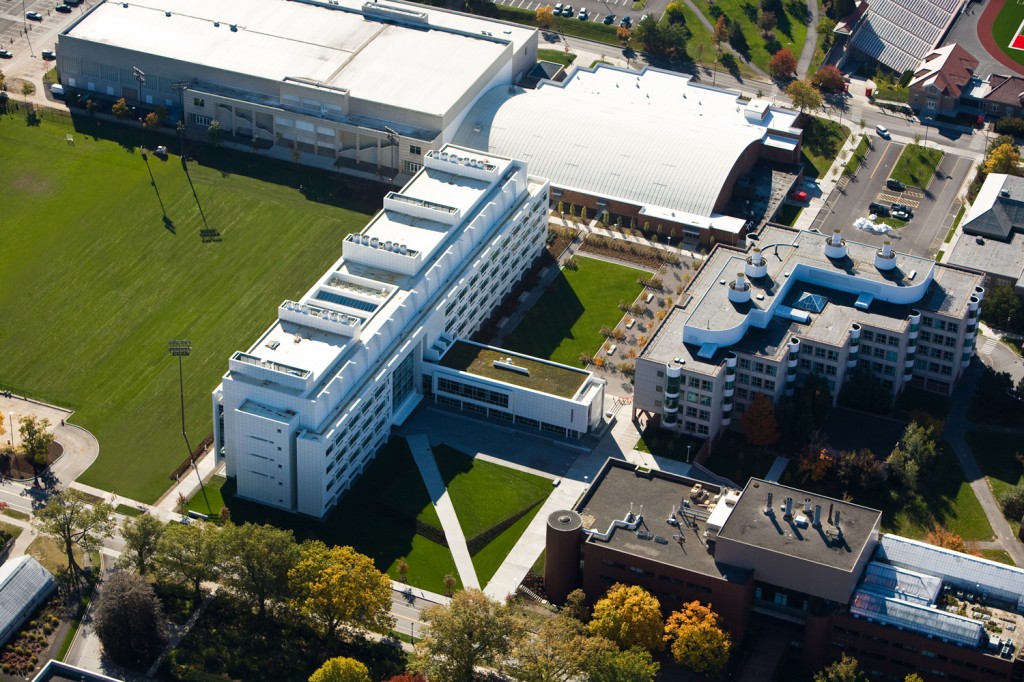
905 190 924 199
876 192 919 208
869 142 899 180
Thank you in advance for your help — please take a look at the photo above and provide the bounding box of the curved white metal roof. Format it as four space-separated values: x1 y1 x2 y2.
453 66 796 219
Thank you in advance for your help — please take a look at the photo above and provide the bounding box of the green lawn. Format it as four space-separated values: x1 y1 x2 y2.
635 424 706 464
890 144 944 189
0 521 24 542
439 340 588 398
504 256 645 366
0 114 376 503
843 135 870 176
992 1 1024 71
692 0 809 73
538 48 577 67
783 441 993 541
981 549 1016 566
225 439 459 595
946 204 965 243
966 430 1024 502
472 501 545 585
114 504 145 518
186 475 228 517
801 117 850 178
482 3 623 47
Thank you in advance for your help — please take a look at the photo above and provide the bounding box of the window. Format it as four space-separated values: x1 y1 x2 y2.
753 361 765 373
947 323 959 333
686 406 698 418
751 376 764 389
403 161 422 173
813 362 825 374
827 350 839 362
410 145 422 155
191 113 212 126
885 351 898 363
193 97 205 107
944 336 956 348
825 365 837 376
935 320 947 331
656 371 664 378
739 358 751 370
799 358 811 370
701 380 713 392
765 365 777 377
874 333 886 345
688 377 700 388
942 351 954 362
814 347 826 358
686 391 699 403
873 347 885 358
737 373 750 385
802 343 814 355
698 424 709 435
736 388 749 399
888 335 900 347
862 330 875 341
919 331 932 342
698 409 711 421
698 395 712 406
764 380 775 392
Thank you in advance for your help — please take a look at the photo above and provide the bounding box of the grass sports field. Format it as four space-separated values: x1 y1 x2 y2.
993 1 1024 71
0 112 376 502
504 256 645 366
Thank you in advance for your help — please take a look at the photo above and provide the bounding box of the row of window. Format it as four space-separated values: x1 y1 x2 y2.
803 344 840 362
919 331 959 347
738 358 778 376
687 377 714 392
437 377 510 408
922 317 959 333
736 373 777 392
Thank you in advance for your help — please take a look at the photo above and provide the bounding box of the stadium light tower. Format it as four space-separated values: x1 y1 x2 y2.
168 340 210 513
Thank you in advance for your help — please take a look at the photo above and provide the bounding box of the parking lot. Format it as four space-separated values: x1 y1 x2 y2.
0 0 86 57
808 138 972 259
494 0 662 27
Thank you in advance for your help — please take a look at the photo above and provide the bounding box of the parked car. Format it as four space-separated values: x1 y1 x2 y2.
561 5 573 16
65 0 83 5
0 49 11 59
875 124 890 139
886 178 906 191
554 2 563 14
50 83 64 97
891 209 911 221
603 13 615 23
25 11 43 20
620 15 632 26
789 190 808 202
577 7 588 19
41 50 56 60
55 4 72 12
868 202 890 217
890 202 914 216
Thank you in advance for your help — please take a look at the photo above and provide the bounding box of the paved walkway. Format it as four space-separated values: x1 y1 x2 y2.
406 434 480 590
677 0 770 80
795 0 820 79
944 363 1024 567
763 456 790 482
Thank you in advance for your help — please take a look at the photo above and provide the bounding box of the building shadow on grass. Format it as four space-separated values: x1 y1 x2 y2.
68 111 388 214
501 270 586 361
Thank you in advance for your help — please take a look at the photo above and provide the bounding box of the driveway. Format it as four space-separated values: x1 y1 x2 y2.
0 393 99 486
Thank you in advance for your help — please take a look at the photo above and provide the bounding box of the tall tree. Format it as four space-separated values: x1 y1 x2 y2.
18 415 53 485
712 15 728 50
812 65 846 93
155 520 221 601
832 0 855 19
288 541 393 638
508 615 592 682
787 80 823 112
207 119 223 147
33 488 115 579
308 657 371 682
117 513 164 575
757 10 777 35
814 653 864 682
220 522 299 618
93 571 168 668
768 48 797 79
583 644 660 682
741 393 780 447
587 584 664 651
535 5 555 27
981 285 1023 331
663 601 731 678
926 527 981 556
414 589 522 682
984 143 1023 176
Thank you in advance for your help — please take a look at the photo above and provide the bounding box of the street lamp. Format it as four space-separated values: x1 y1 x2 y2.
384 126 399 191
168 340 210 513
171 80 190 156
686 443 692 463
7 412 14 448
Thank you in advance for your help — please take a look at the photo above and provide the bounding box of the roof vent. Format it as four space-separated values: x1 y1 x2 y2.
165 10 171 16
1000 189 1010 198
230 24 238 31
213 21 220 27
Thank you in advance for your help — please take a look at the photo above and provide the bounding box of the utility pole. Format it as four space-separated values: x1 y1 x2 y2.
168 340 210 513
171 81 189 156
384 126 399 191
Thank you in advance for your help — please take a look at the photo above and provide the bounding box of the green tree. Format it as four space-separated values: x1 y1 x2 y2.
663 601 731 678
18 415 53 484
584 645 660 682
981 285 1023 331
117 513 164 575
21 81 35 103
86 98 98 116
832 0 855 19
588 584 664 651
33 488 115 579
308 657 371 682
741 392 780 447
839 366 891 413
999 486 1024 521
563 588 591 622
155 520 221 601
757 10 777 35
288 541 393 638
207 119 223 147
93 571 168 667
220 522 299 618
768 48 797 79
786 79 823 112
904 675 925 682
984 143 1022 176
814 653 864 682
112 97 130 119
508 615 593 682
886 422 936 493
414 589 522 682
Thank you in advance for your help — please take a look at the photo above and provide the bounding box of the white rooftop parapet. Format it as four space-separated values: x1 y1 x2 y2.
425 149 501 181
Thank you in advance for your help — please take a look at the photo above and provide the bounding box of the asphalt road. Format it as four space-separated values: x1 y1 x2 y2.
808 140 972 258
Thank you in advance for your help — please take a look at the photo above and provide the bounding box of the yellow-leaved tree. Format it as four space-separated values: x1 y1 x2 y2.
663 601 731 678
984 143 1022 176
288 541 394 638
308 657 371 682
536 5 555 27
587 584 664 651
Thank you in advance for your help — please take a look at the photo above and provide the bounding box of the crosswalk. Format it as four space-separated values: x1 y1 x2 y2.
977 336 997 356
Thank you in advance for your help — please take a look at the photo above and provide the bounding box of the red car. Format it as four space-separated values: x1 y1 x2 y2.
789 190 808 202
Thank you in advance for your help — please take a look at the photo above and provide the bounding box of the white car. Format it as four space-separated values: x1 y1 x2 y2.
875 124 891 140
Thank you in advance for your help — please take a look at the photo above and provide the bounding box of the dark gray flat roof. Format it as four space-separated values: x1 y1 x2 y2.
717 478 881 572
576 460 749 583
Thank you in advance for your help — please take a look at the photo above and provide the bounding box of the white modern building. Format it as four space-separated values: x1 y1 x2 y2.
213 145 606 517
56 0 537 185
634 225 985 439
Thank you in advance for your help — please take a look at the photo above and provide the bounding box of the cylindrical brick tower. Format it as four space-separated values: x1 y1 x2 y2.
544 509 583 605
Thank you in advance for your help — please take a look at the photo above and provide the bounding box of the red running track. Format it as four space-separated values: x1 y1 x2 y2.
978 0 1024 77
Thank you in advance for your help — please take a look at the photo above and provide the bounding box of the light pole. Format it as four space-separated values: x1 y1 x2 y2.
384 126 399 191
171 80 189 155
686 443 692 463
7 412 14 448
168 340 210 513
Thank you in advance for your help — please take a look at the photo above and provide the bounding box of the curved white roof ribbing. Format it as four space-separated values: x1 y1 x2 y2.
453 66 791 219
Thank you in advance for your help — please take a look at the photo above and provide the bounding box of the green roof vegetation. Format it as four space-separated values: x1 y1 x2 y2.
439 341 588 399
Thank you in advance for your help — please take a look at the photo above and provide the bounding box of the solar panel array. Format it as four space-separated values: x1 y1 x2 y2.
850 589 985 647
850 0 963 74
860 561 943 605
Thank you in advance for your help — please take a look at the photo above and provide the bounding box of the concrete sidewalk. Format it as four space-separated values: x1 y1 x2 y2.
406 434 480 590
